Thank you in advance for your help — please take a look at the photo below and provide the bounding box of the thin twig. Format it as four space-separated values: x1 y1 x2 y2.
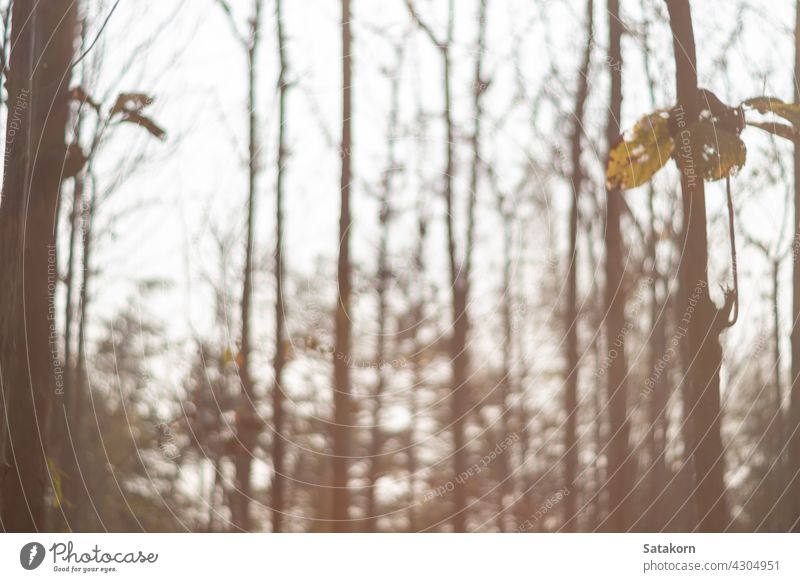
214 0 248 47
71 0 123 70
725 175 739 327
404 0 443 49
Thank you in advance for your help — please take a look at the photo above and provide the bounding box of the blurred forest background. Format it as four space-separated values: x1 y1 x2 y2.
1 0 800 533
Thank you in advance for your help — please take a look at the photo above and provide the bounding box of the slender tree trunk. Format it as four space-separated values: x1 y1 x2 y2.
365 231 388 532
404 0 468 532
497 199 516 532
232 0 262 532
789 0 800 533
66 173 97 532
472 0 514 532
666 0 728 532
365 46 401 532
331 0 353 532
62 168 83 409
270 0 289 534
513 255 531 528
562 0 593 532
602 0 632 532
0 0 77 532
593 334 608 528
644 206 670 531
208 459 221 532
407 225 425 531
772 260 785 449
770 258 786 530
406 93 429 533
436 0 471 533
639 7 671 531
56 170 85 531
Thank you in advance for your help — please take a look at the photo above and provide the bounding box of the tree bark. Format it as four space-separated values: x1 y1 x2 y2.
602 0 632 532
405 85 429 532
404 0 468 532
0 0 77 532
789 0 800 533
644 198 671 531
232 0 262 532
562 0 593 532
770 258 787 530
364 44 402 532
666 0 728 532
421 0 473 533
270 0 289 533
331 0 353 532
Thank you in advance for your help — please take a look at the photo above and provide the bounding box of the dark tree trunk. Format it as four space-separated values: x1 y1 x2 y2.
404 0 468 532
644 206 670 531
232 0 262 532
666 0 728 532
331 0 353 532
365 44 402 532
602 0 632 532
270 0 290 533
789 0 800 533
770 259 787 530
57 171 85 531
407 164 429 532
0 0 77 532
436 0 471 533
65 175 96 532
562 0 593 532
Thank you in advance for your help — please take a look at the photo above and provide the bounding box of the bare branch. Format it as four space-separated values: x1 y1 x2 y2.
404 0 443 49
215 0 247 47
71 0 122 70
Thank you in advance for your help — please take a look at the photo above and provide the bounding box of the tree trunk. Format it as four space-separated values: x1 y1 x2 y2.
770 259 786 530
56 171 85 532
666 0 728 532
404 0 468 532
438 0 472 534
65 173 97 532
602 0 632 532
270 0 289 534
789 0 800 533
0 0 77 532
406 95 429 533
232 0 262 532
331 0 353 532
497 196 516 532
365 45 402 532
644 198 670 531
562 0 593 532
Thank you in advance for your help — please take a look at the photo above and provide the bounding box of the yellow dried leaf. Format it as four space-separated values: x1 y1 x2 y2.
675 120 746 182
606 110 674 190
744 96 800 128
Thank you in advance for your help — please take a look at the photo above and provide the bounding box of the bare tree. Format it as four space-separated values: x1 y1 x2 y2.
270 0 290 534
364 41 403 532
666 0 729 532
790 0 800 533
602 0 632 532
0 0 78 531
215 0 264 531
331 0 353 532
562 0 593 533
405 0 475 532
